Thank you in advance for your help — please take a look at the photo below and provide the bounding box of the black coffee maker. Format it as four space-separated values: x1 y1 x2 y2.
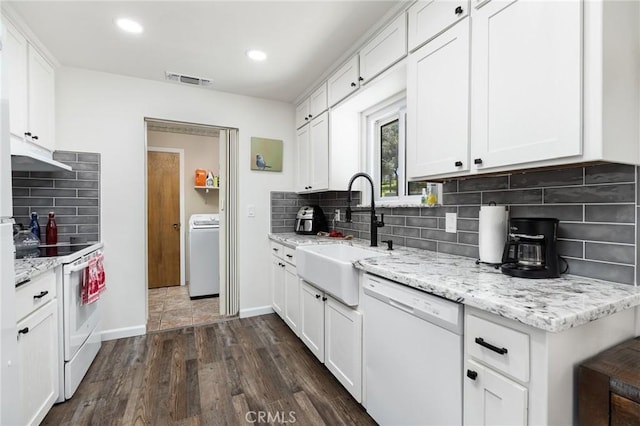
501 218 560 278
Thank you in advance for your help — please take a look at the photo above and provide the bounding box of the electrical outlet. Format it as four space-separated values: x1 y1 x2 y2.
445 212 457 233
335 209 341 222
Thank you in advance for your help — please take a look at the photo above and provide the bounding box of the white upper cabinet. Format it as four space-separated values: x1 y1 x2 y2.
359 14 407 86
296 111 329 193
470 0 582 171
327 56 360 107
27 46 55 151
295 100 310 130
408 0 469 52
5 19 28 142
407 18 470 179
4 17 56 152
308 83 328 120
295 83 328 129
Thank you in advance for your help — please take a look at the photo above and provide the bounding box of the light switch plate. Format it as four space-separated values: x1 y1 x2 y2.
445 212 457 233
335 209 341 222
247 204 255 218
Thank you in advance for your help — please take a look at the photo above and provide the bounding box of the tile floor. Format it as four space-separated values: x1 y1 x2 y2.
147 285 223 331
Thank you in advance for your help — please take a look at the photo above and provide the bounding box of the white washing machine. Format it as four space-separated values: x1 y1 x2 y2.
188 214 220 298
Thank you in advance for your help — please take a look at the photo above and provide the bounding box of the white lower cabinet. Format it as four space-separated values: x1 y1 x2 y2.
299 280 363 402
299 280 325 361
270 243 285 319
324 296 363 402
283 263 300 335
464 359 527 426
16 269 59 426
463 307 637 425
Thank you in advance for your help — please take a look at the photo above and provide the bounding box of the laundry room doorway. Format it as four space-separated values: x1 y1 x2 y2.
144 118 239 331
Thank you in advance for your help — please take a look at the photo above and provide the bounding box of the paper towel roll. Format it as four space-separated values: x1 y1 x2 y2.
478 205 508 264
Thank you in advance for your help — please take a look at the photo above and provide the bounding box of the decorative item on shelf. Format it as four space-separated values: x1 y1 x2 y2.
29 211 41 241
206 171 214 187
426 183 438 207
250 137 283 172
195 169 207 186
45 212 57 257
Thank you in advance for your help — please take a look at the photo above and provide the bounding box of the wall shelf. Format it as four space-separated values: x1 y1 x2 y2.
194 185 219 193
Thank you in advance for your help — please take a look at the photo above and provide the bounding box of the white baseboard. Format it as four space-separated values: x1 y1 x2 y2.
239 305 274 318
100 325 146 341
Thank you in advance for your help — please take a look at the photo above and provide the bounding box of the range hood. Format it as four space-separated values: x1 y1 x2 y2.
10 138 72 172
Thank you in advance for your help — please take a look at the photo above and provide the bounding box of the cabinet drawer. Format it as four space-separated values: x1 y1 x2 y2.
408 0 469 51
16 269 56 322
466 314 530 382
270 241 284 259
284 246 296 265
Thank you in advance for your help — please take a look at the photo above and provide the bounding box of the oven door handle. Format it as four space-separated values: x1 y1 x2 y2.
66 260 90 274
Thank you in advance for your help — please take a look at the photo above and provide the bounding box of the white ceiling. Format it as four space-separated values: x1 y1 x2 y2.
6 1 401 103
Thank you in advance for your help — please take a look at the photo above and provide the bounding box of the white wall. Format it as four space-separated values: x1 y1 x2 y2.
56 67 294 337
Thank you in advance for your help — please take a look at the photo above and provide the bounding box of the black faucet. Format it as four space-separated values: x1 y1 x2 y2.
346 172 384 247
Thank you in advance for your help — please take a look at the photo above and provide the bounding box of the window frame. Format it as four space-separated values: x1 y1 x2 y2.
363 97 421 206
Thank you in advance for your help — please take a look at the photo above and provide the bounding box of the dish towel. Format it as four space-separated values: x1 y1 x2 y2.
82 252 106 305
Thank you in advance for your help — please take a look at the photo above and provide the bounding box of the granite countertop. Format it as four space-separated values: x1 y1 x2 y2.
269 233 640 333
15 257 61 286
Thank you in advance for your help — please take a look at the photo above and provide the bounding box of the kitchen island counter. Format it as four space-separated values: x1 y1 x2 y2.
269 233 640 332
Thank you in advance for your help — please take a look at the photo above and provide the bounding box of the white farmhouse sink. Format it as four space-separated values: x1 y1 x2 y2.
296 244 383 306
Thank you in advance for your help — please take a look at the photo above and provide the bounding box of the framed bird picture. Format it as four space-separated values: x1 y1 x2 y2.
250 137 283 172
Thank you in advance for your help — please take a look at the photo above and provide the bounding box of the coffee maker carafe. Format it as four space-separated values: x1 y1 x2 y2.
501 218 560 278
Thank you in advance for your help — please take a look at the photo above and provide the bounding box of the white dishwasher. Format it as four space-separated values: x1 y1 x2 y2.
363 274 463 426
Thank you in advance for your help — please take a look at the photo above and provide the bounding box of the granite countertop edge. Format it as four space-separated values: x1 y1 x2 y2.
14 257 62 286
269 233 640 333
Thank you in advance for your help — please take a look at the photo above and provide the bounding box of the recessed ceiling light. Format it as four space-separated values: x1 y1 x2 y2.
246 49 267 61
115 18 143 34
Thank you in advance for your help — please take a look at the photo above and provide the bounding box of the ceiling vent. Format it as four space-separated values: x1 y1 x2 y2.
165 71 212 87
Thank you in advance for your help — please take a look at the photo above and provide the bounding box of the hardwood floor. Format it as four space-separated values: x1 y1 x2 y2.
43 314 376 425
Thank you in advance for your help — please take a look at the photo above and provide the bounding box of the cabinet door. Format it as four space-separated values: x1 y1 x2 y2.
18 299 59 426
295 99 310 129
283 264 300 336
27 45 55 151
407 19 469 179
327 55 359 107
324 296 362 402
296 125 310 192
408 0 469 51
308 83 327 119
464 359 527 426
309 111 329 192
470 0 581 171
359 13 407 84
5 19 28 140
299 281 325 362
271 256 285 318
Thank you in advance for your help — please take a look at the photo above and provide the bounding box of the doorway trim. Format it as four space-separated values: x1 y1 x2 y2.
147 146 186 287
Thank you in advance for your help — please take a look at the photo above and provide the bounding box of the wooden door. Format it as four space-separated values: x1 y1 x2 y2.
147 151 180 288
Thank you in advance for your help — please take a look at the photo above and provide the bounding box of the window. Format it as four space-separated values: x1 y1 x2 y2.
365 98 428 204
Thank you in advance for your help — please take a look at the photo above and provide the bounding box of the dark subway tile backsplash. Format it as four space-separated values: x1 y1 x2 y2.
271 163 640 285
12 151 101 244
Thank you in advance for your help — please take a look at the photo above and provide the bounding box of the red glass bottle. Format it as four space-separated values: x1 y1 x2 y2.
46 212 58 256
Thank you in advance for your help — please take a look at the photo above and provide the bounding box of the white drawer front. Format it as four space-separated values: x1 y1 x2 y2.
283 246 296 265
466 314 530 382
270 241 284 259
16 270 56 322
